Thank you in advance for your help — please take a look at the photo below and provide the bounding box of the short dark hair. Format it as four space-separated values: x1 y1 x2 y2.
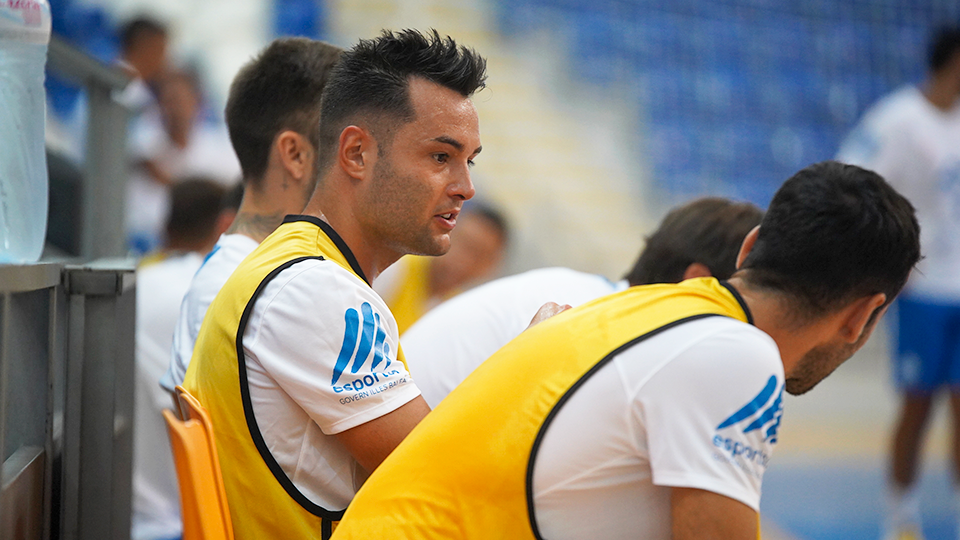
929 26 960 72
119 16 167 54
225 38 343 185
739 161 921 318
316 29 487 175
624 197 764 286
165 178 227 246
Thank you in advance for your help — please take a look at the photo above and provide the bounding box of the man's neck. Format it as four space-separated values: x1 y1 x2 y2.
304 199 401 284
227 175 307 243
225 209 285 243
724 277 833 373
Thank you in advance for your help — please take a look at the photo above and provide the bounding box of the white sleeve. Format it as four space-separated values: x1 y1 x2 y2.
163 249 226 393
245 260 421 435
160 294 193 393
634 326 783 511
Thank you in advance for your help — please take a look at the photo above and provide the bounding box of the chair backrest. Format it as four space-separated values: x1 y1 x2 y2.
163 385 235 540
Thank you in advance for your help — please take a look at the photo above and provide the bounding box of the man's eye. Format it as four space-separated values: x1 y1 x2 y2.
467 159 476 168
433 153 448 164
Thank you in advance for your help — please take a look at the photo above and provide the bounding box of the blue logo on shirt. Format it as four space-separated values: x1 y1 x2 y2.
331 302 392 386
716 375 783 443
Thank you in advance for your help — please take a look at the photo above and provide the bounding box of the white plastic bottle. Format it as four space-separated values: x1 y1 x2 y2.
0 0 51 263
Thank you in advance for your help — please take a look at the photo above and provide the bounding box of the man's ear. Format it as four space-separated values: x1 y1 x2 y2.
838 292 887 343
337 125 374 181
681 262 713 281
276 131 313 181
735 226 760 270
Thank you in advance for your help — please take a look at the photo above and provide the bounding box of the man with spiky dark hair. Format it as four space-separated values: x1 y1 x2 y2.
183 29 486 538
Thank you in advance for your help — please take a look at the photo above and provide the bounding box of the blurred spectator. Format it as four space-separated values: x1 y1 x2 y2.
375 200 509 333
45 14 170 163
401 197 763 407
132 178 239 540
116 16 169 115
837 26 960 540
126 68 241 255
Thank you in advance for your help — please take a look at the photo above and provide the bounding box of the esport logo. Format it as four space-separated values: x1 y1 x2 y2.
712 375 783 468
331 302 394 387
716 375 783 443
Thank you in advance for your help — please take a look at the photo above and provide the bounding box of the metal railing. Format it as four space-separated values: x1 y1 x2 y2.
46 35 132 261
0 261 136 540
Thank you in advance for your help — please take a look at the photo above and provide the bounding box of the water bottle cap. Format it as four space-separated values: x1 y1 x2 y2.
0 0 51 44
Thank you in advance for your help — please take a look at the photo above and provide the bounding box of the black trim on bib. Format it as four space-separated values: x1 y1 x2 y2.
524 313 723 540
720 280 754 326
283 214 370 285
235 255 347 522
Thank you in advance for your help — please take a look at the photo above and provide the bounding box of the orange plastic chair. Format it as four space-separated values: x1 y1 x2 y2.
163 385 235 540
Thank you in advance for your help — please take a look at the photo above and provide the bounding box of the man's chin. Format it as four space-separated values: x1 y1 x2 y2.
785 376 820 396
784 378 807 395
404 238 450 257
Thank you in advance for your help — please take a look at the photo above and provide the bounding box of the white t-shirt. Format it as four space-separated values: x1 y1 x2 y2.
401 267 624 407
837 85 960 300
241 256 421 509
161 233 259 392
532 316 784 539
132 252 205 540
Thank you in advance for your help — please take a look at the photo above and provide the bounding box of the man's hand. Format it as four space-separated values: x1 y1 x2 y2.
671 487 757 540
526 302 572 330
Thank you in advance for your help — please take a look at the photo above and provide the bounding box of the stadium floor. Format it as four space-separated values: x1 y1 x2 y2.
758 324 956 540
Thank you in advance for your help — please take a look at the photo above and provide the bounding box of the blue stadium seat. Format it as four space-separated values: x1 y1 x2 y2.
492 0 951 202
273 0 325 38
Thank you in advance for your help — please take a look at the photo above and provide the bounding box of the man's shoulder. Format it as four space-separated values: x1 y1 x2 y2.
184 234 258 302
623 316 784 428
460 267 613 307
254 256 389 321
630 315 782 376
681 316 780 360
208 234 260 268
405 267 613 336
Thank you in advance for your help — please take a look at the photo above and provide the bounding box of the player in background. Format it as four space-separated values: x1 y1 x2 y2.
161 38 342 393
837 26 960 540
330 161 920 540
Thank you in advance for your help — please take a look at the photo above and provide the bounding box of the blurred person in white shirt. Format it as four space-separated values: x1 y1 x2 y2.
837 26 960 540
